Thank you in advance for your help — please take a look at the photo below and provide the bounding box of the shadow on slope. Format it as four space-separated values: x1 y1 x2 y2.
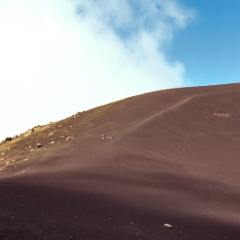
0 175 240 240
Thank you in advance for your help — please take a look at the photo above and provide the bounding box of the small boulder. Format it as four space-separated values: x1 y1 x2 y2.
164 223 173 229
36 143 43 148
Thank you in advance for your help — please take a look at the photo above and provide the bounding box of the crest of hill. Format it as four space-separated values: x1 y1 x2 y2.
1 82 239 146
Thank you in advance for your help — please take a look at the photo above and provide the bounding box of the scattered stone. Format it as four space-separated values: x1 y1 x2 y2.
213 113 232 118
66 136 74 141
101 134 112 139
51 142 55 144
164 223 173 229
1 153 5 156
36 143 43 148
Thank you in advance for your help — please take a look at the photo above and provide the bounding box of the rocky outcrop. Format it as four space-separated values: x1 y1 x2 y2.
0 137 13 146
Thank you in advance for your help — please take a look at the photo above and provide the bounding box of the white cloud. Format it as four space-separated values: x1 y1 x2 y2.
0 0 195 140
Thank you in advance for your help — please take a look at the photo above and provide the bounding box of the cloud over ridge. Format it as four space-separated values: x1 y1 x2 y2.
0 0 195 139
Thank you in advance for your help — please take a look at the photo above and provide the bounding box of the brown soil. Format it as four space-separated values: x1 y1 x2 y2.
0 83 240 239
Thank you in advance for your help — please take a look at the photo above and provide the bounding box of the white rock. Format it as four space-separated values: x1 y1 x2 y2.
164 223 173 229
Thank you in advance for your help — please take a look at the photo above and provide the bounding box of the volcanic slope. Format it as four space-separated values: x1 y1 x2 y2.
0 83 240 240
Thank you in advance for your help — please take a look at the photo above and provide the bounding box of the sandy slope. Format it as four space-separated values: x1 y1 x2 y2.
0 83 240 239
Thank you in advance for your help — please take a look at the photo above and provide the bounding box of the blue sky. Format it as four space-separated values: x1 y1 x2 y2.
0 0 239 140
169 0 240 86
